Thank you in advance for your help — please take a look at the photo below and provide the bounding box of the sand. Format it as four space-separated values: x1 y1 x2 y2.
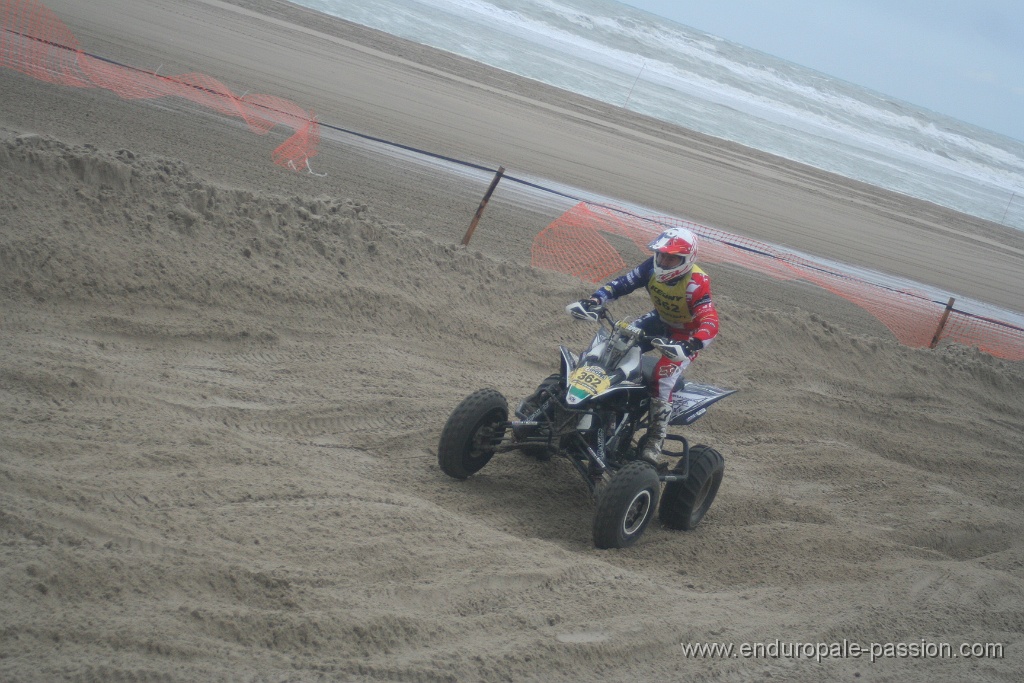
1 0 1023 681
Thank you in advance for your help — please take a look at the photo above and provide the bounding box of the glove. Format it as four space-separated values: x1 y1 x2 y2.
682 337 704 356
580 298 601 312
651 337 703 361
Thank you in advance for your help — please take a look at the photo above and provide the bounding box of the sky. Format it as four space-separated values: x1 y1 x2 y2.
618 0 1024 143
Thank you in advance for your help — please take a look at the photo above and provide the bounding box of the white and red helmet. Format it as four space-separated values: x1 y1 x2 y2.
648 227 698 283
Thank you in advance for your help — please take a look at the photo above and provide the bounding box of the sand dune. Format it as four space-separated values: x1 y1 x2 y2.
2 1 1024 681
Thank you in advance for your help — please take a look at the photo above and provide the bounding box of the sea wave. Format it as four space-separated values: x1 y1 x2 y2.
293 0 1024 229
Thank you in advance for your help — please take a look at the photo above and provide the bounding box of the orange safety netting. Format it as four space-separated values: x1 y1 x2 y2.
941 312 1024 361
534 202 1024 361
1 0 319 171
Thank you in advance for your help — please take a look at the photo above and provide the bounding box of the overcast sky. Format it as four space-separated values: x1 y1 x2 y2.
618 0 1024 143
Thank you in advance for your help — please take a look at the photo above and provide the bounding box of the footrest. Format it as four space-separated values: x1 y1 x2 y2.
661 435 690 480
661 434 689 459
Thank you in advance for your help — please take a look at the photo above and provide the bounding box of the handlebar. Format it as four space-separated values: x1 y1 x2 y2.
566 299 695 361
565 299 604 322
567 300 642 337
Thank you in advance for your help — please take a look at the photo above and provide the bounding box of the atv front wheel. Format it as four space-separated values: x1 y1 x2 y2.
659 444 724 530
438 389 508 479
592 461 662 549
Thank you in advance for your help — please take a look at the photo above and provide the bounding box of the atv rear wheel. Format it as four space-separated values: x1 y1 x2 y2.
659 444 724 530
438 389 508 479
592 461 662 549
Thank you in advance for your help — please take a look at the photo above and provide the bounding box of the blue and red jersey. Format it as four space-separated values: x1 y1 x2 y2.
592 257 719 347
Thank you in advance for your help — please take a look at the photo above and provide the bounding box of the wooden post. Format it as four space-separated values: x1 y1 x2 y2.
930 297 956 348
462 166 505 246
1000 191 1016 225
623 60 646 108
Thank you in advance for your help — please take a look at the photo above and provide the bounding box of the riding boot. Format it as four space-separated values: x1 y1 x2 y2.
641 397 673 471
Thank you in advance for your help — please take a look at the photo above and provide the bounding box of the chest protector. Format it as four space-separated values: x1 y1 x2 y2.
646 266 704 327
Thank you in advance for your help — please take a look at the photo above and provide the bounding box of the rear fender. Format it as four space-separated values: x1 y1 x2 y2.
669 383 737 425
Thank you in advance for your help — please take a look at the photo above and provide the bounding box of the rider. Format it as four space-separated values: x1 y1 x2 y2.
581 226 719 471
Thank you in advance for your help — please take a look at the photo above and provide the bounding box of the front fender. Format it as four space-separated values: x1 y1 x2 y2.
572 383 649 408
563 381 649 409
558 345 578 381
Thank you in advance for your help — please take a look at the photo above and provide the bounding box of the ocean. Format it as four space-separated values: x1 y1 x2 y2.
294 0 1024 232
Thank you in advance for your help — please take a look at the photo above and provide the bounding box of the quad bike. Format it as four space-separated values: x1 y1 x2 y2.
437 301 735 549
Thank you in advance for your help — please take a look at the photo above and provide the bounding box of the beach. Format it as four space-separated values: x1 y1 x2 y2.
1 0 1023 681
